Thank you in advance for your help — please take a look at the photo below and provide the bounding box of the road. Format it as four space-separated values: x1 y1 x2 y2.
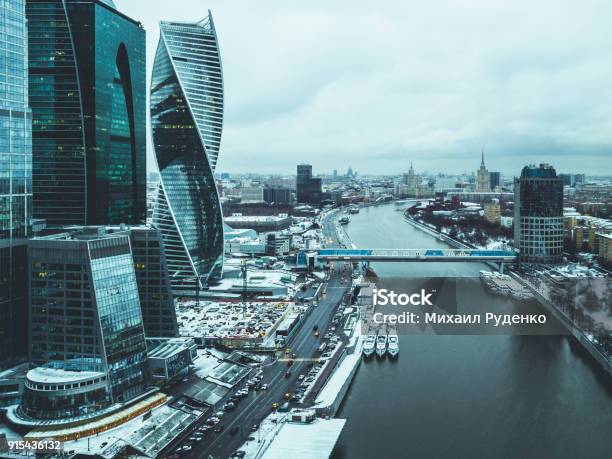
175 210 350 459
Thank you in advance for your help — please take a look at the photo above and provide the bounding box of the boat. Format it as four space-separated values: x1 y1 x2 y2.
339 215 350 225
362 335 376 357
387 334 399 357
375 334 387 357
348 205 360 214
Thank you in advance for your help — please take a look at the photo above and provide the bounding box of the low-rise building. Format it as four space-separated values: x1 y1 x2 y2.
597 233 612 265
484 201 501 224
225 214 292 232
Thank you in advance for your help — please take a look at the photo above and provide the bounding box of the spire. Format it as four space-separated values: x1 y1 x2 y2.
481 148 485 167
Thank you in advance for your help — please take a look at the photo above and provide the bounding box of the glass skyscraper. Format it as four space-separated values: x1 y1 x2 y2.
28 228 148 405
514 163 564 264
26 0 146 226
151 12 224 294
0 0 32 369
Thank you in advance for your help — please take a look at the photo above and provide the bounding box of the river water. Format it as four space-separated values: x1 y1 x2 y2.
331 203 612 459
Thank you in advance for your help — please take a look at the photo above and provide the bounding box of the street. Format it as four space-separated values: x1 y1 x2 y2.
172 210 350 458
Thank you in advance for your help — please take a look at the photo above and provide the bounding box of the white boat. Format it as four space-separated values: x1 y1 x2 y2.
362 335 376 357
375 334 387 357
339 215 350 225
387 334 399 357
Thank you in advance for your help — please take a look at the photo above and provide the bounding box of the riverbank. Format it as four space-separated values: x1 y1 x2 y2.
332 204 612 459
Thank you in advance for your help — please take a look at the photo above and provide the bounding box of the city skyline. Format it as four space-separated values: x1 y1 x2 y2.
120 0 612 175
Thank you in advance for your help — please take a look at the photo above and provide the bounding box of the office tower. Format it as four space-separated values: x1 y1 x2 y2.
296 164 313 203
0 0 31 369
489 171 501 190
27 228 148 415
26 0 146 226
296 164 322 205
476 150 490 192
264 187 291 205
514 164 564 264
128 227 178 337
52 225 179 338
151 13 225 294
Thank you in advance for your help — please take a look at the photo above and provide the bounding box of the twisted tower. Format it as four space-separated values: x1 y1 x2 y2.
151 12 224 293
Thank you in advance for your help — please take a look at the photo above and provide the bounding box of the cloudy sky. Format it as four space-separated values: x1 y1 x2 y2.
120 0 612 176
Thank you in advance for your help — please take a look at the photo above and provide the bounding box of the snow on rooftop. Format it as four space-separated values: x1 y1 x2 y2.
27 367 105 384
261 418 346 459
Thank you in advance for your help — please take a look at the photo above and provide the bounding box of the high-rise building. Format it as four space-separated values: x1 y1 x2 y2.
476 150 491 192
489 171 501 190
151 13 225 294
296 164 313 203
263 187 291 205
514 164 564 264
0 0 31 370
27 229 148 409
296 164 322 205
26 0 146 226
53 225 178 338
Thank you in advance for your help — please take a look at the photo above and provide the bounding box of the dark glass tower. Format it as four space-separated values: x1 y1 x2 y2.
0 0 32 369
26 0 146 226
514 163 564 264
151 13 224 294
28 228 148 404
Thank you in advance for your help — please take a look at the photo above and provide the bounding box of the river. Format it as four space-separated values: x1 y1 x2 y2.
331 203 612 459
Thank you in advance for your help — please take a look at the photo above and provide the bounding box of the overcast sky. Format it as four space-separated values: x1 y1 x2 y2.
119 0 612 176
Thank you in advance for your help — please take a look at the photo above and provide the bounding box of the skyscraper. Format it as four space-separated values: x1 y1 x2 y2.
26 0 146 226
476 150 490 192
514 164 564 264
296 164 322 205
151 13 225 294
28 228 148 406
489 171 501 190
0 0 31 369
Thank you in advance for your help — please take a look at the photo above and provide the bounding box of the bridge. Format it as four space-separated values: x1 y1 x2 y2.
313 248 518 272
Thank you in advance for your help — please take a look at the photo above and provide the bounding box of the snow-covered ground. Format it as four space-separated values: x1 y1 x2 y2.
177 300 294 342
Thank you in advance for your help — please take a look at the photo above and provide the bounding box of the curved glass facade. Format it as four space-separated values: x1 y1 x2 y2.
151 13 224 293
26 0 146 226
26 0 86 225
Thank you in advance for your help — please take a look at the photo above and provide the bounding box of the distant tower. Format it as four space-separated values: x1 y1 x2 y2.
514 164 564 264
406 162 418 188
347 166 354 178
476 149 491 192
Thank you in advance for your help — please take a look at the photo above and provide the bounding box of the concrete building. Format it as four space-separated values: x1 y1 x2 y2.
225 214 292 232
264 187 292 205
241 186 264 203
484 201 501 224
597 233 612 265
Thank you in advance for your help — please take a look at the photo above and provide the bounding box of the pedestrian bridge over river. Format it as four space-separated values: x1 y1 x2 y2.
315 248 517 263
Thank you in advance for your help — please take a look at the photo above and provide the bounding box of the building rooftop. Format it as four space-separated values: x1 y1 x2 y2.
262 418 346 459
27 367 105 384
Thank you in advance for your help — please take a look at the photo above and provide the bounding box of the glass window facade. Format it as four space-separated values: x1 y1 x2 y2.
0 0 31 369
514 164 564 264
29 233 148 404
151 14 224 294
26 0 146 226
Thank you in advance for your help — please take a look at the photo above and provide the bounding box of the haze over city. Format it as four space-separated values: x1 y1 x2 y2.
121 0 612 175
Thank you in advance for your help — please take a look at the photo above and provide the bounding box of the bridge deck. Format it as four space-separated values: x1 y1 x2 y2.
314 248 517 262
